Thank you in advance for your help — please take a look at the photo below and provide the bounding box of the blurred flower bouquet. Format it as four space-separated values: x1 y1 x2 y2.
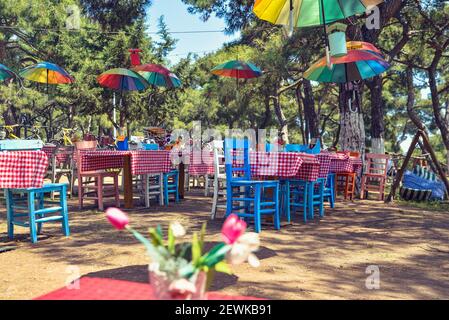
105 208 260 300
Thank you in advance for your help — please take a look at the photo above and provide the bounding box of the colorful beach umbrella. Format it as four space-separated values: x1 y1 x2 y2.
254 0 384 67
19 62 74 85
132 64 181 89
304 48 390 83
97 68 149 91
211 60 263 79
346 41 384 57
0 64 16 82
253 0 384 29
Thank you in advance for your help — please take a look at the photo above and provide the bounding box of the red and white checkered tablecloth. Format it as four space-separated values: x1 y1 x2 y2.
232 151 321 182
316 153 332 179
0 151 48 188
325 152 363 174
42 145 72 166
186 151 215 176
129 150 171 175
80 150 171 175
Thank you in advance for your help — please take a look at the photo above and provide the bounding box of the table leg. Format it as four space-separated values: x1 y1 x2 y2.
178 163 185 199
123 155 133 209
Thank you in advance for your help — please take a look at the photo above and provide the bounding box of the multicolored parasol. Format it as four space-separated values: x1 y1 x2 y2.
253 0 384 29
304 47 390 83
19 62 74 85
0 64 17 82
132 64 181 88
97 68 149 91
211 60 263 79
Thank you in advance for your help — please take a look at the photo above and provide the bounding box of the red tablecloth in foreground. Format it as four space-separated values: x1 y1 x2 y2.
0 150 48 188
34 277 265 300
80 150 171 175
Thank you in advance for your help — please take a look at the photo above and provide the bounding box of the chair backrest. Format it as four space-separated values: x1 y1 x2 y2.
224 137 250 181
143 143 159 150
303 140 321 154
74 140 97 173
365 153 389 177
285 144 302 152
213 147 226 178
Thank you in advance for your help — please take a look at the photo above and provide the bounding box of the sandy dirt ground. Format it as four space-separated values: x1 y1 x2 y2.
1 191 449 300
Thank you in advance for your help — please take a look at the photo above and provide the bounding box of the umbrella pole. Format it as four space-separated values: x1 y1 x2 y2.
288 0 294 37
320 0 332 69
113 92 117 139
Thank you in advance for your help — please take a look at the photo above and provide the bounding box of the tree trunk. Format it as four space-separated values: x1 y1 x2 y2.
272 95 289 143
338 82 366 153
366 76 385 153
302 80 320 140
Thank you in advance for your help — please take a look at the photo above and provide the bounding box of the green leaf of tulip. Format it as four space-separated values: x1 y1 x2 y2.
214 261 232 275
128 227 161 262
191 232 201 265
200 243 231 268
168 225 175 255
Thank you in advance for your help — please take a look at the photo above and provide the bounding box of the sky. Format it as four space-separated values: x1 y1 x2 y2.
146 0 239 65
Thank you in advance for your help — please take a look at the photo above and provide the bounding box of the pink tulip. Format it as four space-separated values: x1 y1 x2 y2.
221 214 247 245
105 207 129 230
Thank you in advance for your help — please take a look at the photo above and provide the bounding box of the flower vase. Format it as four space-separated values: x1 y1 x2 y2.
148 263 207 300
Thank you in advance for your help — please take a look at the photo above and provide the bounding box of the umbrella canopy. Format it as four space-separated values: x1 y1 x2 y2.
304 49 390 83
346 41 384 57
19 61 74 84
132 64 181 88
253 0 384 28
211 60 263 79
97 68 149 91
0 64 16 82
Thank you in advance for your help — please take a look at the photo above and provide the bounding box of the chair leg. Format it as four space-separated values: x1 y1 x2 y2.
158 174 164 206
274 184 280 230
163 174 169 206
60 185 70 237
114 174 120 208
28 191 37 243
5 189 14 240
307 182 314 219
97 177 104 211
78 176 83 210
285 181 291 223
175 173 180 203
319 180 325 217
225 184 232 217
360 175 366 199
254 184 262 233
204 175 209 197
211 177 219 219
350 173 356 201
37 192 44 235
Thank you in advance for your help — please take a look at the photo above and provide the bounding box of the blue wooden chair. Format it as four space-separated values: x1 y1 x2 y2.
163 170 179 205
143 143 159 151
323 173 336 208
5 183 70 243
303 140 321 154
285 144 302 152
224 138 280 233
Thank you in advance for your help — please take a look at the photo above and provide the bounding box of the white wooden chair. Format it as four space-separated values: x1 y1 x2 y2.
134 174 164 207
210 141 226 219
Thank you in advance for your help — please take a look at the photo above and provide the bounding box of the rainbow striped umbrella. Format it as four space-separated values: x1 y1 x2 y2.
304 48 390 83
211 60 262 79
97 68 149 91
19 62 74 85
0 64 16 82
132 64 181 88
253 0 384 29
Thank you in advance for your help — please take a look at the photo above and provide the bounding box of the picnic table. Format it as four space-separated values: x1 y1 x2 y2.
34 277 264 300
80 150 171 209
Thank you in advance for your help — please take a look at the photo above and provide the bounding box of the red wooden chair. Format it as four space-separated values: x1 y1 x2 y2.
336 151 360 200
360 153 390 200
74 141 120 210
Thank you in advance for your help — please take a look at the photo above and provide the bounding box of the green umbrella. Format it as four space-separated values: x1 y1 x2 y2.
0 64 17 82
